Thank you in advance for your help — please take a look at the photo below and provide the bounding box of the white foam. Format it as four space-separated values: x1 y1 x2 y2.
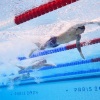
0 17 16 31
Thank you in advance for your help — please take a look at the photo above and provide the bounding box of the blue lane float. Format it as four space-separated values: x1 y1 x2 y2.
18 57 100 74
0 58 100 87
0 57 99 78
18 46 66 60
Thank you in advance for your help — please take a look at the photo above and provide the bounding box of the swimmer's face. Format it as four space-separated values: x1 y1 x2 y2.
76 26 85 35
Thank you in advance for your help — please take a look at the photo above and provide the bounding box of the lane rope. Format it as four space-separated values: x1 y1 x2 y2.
18 38 100 60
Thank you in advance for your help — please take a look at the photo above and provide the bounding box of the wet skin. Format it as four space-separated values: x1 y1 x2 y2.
41 26 85 59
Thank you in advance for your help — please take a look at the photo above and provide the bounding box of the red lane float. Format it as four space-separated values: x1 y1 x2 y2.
0 0 78 31
15 0 78 25
66 38 100 50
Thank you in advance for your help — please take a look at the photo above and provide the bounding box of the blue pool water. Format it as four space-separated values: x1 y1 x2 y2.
0 73 100 100
0 0 100 100
0 41 100 100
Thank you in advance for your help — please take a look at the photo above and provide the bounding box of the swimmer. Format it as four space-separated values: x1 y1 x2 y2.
29 21 100 59
41 25 85 59
16 59 56 72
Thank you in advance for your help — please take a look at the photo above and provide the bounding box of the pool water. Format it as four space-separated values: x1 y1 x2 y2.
0 40 100 100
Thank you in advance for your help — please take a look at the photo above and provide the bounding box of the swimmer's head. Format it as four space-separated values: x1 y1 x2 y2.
42 59 47 63
76 25 85 35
